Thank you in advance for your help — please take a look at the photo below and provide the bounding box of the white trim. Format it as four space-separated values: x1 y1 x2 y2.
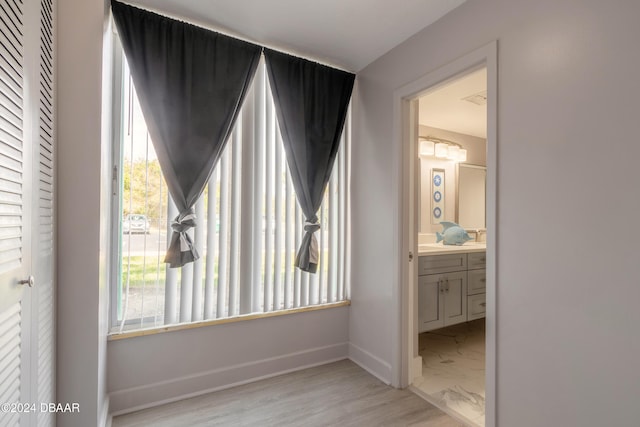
393 41 498 427
109 342 349 415
409 385 479 427
100 396 111 427
348 343 393 385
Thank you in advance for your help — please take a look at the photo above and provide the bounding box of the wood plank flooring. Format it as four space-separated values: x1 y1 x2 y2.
112 359 464 427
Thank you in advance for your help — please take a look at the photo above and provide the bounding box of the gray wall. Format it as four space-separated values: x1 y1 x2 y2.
351 0 640 426
108 307 350 414
57 0 110 425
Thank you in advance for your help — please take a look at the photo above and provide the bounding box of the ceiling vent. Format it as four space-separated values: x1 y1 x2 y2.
462 90 487 106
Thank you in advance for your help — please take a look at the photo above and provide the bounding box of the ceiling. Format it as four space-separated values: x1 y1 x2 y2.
419 68 487 139
124 0 466 71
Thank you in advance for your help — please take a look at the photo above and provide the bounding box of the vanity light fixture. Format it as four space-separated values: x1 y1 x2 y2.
419 138 435 156
447 145 460 160
419 136 467 163
435 142 448 158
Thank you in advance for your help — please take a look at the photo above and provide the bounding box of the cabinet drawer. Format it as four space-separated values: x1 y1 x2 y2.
467 268 486 295
419 254 467 275
468 251 486 269
467 293 486 320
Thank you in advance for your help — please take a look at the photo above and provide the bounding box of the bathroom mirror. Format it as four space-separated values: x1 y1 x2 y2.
456 164 486 229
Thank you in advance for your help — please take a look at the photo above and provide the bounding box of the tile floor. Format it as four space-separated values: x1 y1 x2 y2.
414 319 485 427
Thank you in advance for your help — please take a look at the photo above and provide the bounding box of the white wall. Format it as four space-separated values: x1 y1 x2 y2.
57 0 109 425
108 307 349 414
351 0 640 426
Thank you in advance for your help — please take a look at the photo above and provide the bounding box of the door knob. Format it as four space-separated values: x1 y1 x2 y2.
18 276 34 288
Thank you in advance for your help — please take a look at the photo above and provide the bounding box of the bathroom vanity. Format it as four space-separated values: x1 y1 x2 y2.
417 244 486 332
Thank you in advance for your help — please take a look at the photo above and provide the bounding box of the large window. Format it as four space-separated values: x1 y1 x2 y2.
110 40 350 333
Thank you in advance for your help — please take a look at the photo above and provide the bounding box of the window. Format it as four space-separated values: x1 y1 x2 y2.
110 38 350 333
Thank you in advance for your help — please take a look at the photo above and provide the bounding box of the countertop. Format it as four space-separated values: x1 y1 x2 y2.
418 242 486 256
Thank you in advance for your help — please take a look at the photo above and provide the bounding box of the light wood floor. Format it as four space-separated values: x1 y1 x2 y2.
112 359 464 427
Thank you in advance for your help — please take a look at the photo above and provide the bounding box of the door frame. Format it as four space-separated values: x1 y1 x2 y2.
392 41 498 426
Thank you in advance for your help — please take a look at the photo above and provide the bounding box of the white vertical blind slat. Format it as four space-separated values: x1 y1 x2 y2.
239 81 255 315
252 63 265 313
191 196 205 321
263 86 274 312
284 170 293 309
273 128 283 311
164 196 178 324
204 171 217 320
338 133 346 301
217 147 230 318
228 125 242 317
294 202 302 308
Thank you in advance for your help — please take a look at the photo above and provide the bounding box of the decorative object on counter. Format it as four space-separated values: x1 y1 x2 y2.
436 221 473 245
431 168 445 224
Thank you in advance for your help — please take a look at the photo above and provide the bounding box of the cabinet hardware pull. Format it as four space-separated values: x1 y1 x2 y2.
480 302 486 307
480 258 486 262
480 278 486 283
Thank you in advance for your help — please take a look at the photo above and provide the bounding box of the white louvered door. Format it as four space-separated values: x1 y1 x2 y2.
0 0 55 426
0 0 33 425
34 0 55 426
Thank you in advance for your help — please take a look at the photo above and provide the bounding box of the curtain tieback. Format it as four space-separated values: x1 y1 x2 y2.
171 209 197 252
304 221 321 233
304 220 321 267
294 219 321 273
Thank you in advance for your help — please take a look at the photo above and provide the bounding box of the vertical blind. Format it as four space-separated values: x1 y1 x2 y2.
115 55 350 331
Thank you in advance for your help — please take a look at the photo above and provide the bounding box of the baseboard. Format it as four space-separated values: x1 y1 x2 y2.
109 342 349 416
348 343 392 385
99 396 110 427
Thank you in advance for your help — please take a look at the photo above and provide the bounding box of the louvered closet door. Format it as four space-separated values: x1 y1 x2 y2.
0 0 33 426
0 0 56 426
34 0 56 425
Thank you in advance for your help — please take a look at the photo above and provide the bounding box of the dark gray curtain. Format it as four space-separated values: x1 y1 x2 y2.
111 1 262 267
264 49 355 273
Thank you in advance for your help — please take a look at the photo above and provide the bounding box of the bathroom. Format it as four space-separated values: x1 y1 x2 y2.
412 67 488 427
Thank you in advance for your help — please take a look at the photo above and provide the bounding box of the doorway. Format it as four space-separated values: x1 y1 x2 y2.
393 42 497 427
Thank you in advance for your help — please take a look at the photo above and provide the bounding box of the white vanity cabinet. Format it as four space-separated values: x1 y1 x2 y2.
418 254 467 332
418 250 486 332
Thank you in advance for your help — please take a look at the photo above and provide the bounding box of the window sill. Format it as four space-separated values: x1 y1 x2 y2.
108 300 351 341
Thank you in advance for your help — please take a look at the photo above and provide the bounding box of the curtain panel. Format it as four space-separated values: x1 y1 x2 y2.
264 49 355 273
111 0 261 267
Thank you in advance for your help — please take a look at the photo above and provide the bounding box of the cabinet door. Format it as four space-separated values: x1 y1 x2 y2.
418 275 443 332
442 271 467 326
